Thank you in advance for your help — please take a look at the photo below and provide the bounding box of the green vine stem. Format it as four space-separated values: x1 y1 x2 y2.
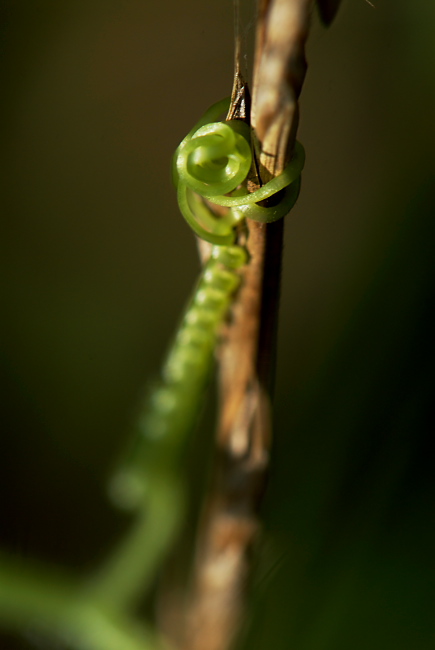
0 553 168 650
88 476 183 612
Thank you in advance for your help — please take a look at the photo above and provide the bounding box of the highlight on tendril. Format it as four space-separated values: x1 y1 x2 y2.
174 98 305 244
177 121 252 197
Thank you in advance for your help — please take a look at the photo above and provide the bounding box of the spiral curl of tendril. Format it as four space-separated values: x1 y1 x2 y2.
174 97 305 246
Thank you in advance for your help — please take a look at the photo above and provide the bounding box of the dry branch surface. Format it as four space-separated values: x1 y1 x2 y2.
180 2 313 650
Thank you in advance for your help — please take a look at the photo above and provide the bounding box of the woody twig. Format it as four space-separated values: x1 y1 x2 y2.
180 2 313 650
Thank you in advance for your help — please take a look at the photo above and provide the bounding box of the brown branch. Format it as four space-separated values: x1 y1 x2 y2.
180 3 313 649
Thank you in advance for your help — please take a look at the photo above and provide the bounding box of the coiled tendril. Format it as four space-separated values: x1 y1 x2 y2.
113 99 306 508
174 97 305 245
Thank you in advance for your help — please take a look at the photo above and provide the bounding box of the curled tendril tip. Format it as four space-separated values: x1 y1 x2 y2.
174 98 305 245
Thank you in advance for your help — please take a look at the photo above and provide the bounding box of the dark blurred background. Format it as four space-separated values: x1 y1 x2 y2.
1 1 434 648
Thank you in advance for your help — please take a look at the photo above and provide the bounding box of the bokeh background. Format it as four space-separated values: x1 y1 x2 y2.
1 0 434 648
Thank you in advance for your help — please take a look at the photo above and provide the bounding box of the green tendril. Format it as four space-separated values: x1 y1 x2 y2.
114 100 305 511
102 99 304 619
173 98 305 244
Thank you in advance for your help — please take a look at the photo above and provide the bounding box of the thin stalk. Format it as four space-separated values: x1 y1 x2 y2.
181 2 313 649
